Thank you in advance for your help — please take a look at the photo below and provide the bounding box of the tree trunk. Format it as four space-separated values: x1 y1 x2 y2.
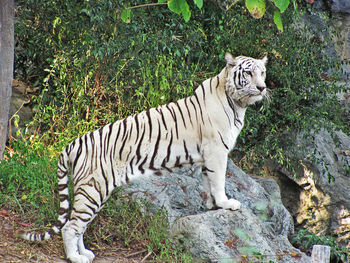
0 0 14 159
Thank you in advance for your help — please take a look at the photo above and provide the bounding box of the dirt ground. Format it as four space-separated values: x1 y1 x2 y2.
0 209 146 263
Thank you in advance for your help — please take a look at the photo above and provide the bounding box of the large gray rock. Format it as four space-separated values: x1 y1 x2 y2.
268 128 350 247
331 0 350 14
299 2 350 79
123 159 309 262
313 0 350 14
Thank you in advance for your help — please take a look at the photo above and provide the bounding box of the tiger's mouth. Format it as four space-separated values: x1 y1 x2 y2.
239 86 268 98
235 86 270 107
253 85 270 99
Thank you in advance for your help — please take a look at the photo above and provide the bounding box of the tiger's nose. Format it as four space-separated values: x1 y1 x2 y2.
257 86 265 92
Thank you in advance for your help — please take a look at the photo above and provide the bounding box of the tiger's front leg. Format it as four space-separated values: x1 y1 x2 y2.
203 146 241 211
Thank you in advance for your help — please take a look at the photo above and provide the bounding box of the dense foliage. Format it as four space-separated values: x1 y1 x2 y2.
123 0 291 31
15 0 348 168
0 0 349 260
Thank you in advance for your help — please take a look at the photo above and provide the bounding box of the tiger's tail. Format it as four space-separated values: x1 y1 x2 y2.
19 150 71 241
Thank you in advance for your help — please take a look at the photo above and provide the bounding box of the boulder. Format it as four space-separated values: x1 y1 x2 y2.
330 0 350 14
267 128 350 247
300 1 350 79
123 159 309 262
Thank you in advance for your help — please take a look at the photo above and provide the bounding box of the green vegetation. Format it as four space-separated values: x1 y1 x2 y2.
89 190 193 261
122 0 292 31
0 140 58 225
1 0 349 261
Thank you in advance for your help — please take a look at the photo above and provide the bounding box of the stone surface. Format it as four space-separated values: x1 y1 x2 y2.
123 159 309 262
268 128 350 247
332 14 350 78
313 0 350 14
9 80 34 139
330 0 350 14
336 81 350 122
301 2 350 79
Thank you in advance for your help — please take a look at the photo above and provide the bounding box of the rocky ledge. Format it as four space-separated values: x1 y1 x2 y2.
123 159 310 263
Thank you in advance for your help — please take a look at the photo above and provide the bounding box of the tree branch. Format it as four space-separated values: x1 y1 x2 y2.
125 2 168 10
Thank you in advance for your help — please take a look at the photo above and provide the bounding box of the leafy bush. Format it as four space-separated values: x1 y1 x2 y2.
16 0 208 144
0 139 58 225
16 1 348 154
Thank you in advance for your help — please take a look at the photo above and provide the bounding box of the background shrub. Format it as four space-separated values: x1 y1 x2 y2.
15 0 348 168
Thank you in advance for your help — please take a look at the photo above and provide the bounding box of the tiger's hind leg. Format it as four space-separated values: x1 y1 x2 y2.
62 222 94 263
62 182 105 263
62 208 97 263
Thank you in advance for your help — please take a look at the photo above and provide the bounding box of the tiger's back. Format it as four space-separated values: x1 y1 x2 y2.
66 73 230 188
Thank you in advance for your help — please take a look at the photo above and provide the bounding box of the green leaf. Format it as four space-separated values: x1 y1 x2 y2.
273 10 283 31
14 115 20 128
168 0 191 22
245 0 266 19
168 0 182 14
158 0 167 2
121 9 131 23
181 1 191 21
272 0 290 13
194 0 203 9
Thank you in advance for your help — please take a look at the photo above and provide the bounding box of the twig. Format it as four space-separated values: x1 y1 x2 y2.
5 252 23 260
226 0 240 11
141 251 152 262
112 53 138 84
13 195 25 214
125 3 167 10
126 249 147 258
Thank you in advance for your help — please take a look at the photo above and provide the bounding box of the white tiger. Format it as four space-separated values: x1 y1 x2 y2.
20 52 268 263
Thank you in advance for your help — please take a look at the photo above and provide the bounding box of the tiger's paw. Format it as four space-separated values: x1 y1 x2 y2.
218 199 241 211
80 249 95 262
67 254 92 263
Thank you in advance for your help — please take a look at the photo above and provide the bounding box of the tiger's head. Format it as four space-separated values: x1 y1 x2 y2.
224 52 268 108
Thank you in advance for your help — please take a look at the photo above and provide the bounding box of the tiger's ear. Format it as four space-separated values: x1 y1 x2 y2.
225 52 236 67
261 55 268 65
